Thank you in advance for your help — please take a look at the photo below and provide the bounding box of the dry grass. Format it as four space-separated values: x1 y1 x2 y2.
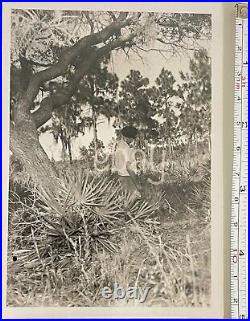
7 158 211 307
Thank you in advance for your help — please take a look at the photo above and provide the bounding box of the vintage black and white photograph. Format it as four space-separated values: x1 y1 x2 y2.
7 7 212 308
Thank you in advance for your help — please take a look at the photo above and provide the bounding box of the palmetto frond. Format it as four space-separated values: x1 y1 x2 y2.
13 171 160 271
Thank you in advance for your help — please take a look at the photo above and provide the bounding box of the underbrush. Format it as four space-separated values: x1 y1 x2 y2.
7 160 211 307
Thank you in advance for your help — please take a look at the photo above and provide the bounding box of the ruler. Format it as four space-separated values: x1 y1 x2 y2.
231 3 248 319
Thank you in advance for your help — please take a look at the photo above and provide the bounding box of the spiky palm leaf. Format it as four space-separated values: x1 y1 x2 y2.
10 171 160 272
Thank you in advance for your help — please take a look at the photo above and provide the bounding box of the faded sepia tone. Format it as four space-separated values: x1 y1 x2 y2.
9 7 211 308
2 2 230 319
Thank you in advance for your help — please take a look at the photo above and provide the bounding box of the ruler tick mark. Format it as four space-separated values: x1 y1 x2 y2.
231 12 248 320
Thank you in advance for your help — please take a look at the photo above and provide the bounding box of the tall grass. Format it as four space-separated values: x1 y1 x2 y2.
7 158 211 307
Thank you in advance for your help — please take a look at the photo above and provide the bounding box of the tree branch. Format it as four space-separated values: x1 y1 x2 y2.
84 12 95 34
156 38 201 53
108 11 117 22
20 12 132 114
32 32 136 129
27 59 54 68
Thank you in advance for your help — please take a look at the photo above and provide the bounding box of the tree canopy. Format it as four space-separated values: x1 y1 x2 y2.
9 9 211 191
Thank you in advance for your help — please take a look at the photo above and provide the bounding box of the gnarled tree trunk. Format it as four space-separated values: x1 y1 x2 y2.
10 110 60 195
9 12 137 193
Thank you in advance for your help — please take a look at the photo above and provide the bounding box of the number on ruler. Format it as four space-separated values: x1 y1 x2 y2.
239 250 244 256
236 121 248 128
242 121 247 128
232 254 238 263
240 185 246 193
231 10 248 320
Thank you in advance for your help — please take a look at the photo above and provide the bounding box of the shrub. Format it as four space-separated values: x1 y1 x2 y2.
8 161 210 307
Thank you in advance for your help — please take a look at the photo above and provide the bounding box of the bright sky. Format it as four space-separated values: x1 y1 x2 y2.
39 39 210 161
